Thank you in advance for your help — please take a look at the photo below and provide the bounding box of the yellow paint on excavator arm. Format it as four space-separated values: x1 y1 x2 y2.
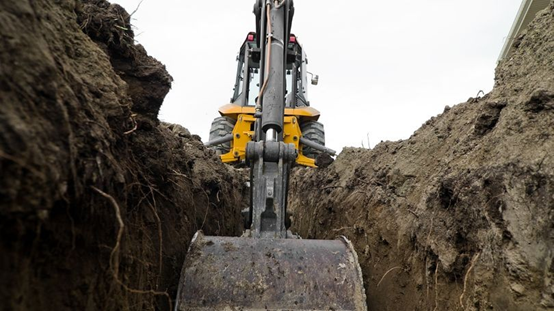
220 114 255 163
218 104 321 120
219 111 317 167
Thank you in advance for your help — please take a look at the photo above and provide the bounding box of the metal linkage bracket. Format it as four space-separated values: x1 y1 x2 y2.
246 140 297 238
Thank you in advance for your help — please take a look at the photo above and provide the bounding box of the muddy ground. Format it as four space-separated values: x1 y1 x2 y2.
290 3 554 311
0 1 246 310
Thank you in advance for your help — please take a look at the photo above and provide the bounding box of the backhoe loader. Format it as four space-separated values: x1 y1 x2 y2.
175 1 367 310
204 1 336 167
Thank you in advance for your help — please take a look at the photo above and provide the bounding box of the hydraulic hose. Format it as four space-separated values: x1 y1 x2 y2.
255 2 273 112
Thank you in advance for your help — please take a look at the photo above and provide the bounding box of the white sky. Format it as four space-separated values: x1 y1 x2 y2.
113 0 522 153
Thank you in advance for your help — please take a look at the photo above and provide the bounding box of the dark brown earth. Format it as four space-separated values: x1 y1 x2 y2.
2 0 554 311
290 3 554 311
0 1 246 310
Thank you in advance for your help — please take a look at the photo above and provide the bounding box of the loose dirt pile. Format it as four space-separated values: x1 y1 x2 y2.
0 1 246 310
290 3 554 311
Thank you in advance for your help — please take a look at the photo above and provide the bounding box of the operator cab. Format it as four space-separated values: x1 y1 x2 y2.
231 32 312 108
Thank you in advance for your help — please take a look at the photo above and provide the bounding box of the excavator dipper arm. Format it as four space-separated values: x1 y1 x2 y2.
247 0 296 239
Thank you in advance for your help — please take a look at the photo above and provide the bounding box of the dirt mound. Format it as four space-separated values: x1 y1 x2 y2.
0 1 246 310
290 3 554 311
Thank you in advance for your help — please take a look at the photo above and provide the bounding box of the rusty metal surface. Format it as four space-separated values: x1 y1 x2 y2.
175 232 367 311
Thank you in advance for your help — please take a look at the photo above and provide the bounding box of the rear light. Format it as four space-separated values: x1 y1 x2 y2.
289 35 296 43
247 34 255 42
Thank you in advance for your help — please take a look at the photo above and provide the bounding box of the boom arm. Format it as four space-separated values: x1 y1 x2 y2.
246 0 296 238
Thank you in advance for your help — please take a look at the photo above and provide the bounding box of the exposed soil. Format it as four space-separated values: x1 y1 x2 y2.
0 1 246 310
289 3 554 311
2 1 554 311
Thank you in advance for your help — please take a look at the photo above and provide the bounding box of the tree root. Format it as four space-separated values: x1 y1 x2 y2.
460 252 481 309
377 266 401 287
92 186 172 310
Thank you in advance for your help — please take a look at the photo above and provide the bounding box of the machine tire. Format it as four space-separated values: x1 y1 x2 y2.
300 120 325 159
209 116 236 155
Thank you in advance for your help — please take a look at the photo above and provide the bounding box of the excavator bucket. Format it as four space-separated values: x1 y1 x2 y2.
175 232 367 311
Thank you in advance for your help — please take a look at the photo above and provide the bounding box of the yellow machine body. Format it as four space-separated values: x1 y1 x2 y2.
218 104 321 167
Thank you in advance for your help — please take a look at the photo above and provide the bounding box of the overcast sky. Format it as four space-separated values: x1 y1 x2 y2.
113 0 522 153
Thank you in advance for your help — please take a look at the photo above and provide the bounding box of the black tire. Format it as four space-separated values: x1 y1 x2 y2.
209 116 236 155
300 120 325 159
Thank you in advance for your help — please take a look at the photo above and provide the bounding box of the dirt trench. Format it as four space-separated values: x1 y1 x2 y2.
2 0 554 311
0 1 247 310
289 3 554 311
